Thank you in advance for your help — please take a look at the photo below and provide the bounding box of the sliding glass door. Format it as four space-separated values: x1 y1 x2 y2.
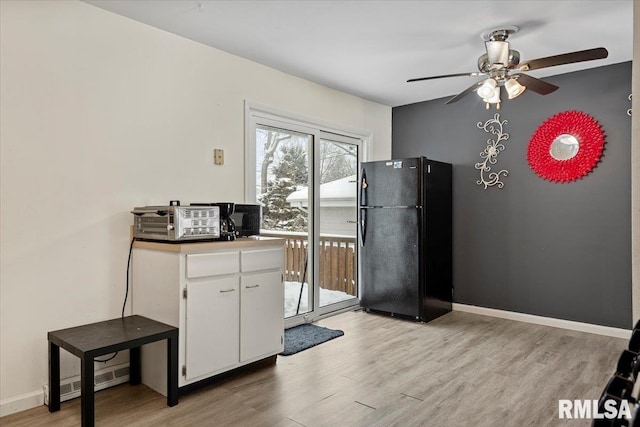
317 136 359 315
254 124 314 319
248 112 362 326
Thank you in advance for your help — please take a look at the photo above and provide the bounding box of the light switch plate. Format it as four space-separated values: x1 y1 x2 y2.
214 149 224 165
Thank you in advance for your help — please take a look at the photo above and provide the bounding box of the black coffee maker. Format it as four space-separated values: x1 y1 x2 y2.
216 202 236 241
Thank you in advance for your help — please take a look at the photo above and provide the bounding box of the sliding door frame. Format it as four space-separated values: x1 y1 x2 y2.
245 101 371 327
316 132 361 317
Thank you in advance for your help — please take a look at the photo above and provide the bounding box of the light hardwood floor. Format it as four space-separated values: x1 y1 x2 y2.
1 310 627 426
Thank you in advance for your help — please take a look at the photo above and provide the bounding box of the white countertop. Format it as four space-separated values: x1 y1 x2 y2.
132 236 285 253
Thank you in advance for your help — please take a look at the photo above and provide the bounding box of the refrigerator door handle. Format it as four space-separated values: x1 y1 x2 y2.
360 208 367 246
360 169 367 206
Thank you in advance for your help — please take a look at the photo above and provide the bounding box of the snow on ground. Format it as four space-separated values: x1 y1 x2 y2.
284 281 352 318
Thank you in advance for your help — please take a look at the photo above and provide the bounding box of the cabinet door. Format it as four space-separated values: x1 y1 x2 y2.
185 276 239 381
240 271 284 362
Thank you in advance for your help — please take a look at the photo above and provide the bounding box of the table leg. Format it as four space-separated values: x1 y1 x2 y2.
48 341 60 412
167 333 178 407
129 347 141 385
81 355 95 427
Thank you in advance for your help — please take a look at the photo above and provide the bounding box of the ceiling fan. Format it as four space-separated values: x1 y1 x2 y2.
407 26 608 109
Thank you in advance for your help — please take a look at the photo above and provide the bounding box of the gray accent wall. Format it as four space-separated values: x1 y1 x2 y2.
392 62 632 329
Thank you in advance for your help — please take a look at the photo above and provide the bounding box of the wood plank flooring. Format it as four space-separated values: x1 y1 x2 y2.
1 310 627 426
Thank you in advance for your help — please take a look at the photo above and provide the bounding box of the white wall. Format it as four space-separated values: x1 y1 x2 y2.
0 0 391 414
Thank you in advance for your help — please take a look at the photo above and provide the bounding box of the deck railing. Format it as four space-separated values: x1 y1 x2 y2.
260 230 357 297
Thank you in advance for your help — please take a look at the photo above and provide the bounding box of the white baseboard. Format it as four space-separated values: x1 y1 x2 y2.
0 390 44 418
1 362 129 418
452 303 632 339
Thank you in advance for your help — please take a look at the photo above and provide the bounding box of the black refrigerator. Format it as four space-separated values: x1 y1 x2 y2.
359 157 452 322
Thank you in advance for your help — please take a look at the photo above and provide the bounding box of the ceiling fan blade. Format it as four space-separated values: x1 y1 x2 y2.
407 72 483 83
511 73 558 95
445 80 485 104
519 47 608 71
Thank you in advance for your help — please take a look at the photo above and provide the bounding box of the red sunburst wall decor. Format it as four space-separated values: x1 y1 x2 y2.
527 111 605 183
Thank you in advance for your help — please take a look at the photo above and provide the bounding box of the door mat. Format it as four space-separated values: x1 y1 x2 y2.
280 324 344 356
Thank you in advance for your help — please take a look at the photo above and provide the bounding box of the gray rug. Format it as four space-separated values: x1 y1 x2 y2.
280 324 344 356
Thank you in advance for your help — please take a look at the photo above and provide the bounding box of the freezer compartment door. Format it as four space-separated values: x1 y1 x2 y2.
360 207 421 318
360 158 422 207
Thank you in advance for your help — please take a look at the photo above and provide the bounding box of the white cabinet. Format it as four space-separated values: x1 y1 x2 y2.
185 276 239 381
240 271 284 362
131 238 284 394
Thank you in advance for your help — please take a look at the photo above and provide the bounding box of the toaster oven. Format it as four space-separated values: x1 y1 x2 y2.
132 203 220 241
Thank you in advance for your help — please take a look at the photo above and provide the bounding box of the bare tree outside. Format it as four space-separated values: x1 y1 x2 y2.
319 141 357 184
256 127 309 232
256 127 291 195
255 126 357 232
255 125 360 316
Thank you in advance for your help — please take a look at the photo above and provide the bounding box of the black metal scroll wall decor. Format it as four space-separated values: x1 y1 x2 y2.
527 110 605 183
476 113 510 189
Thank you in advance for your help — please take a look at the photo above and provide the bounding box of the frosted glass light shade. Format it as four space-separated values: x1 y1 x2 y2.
477 79 498 99
505 78 526 99
483 87 501 104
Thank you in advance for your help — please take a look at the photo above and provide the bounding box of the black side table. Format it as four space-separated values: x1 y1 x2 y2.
48 315 178 427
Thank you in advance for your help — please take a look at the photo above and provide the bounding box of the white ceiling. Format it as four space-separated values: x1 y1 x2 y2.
83 0 633 107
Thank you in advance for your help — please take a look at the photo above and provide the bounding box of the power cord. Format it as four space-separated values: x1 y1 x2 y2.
122 237 135 319
94 352 118 363
94 237 136 364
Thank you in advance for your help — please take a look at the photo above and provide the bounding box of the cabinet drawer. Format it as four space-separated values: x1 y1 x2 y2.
186 252 239 278
241 248 284 272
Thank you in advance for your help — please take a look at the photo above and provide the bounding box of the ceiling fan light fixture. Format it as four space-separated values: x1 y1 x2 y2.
477 79 498 99
407 24 606 109
484 88 501 104
483 86 501 109
505 78 526 99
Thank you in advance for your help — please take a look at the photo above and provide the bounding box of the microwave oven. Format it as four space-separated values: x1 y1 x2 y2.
231 204 261 237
